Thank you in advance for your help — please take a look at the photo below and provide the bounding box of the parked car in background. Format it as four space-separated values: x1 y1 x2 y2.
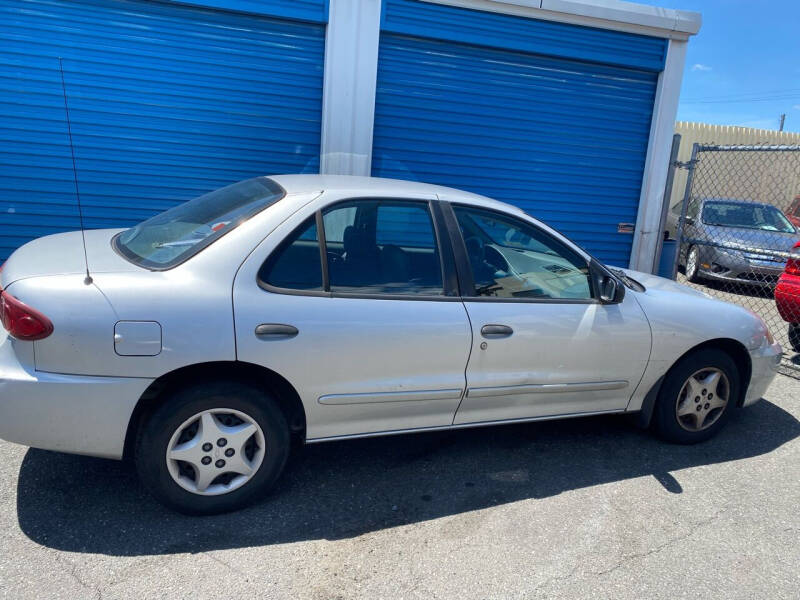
0 176 781 514
775 241 800 352
784 195 800 229
672 198 800 286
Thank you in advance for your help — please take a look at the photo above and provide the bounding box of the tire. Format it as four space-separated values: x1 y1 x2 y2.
685 245 702 283
135 380 290 515
789 324 800 353
652 348 740 444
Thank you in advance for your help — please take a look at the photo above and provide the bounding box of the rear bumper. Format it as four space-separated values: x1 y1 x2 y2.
743 341 782 407
775 276 800 323
0 332 152 459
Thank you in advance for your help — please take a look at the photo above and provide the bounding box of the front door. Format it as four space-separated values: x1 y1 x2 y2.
233 194 472 440
446 204 651 425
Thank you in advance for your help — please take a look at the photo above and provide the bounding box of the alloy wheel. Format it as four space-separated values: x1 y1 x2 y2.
165 408 266 496
686 246 699 279
675 367 730 432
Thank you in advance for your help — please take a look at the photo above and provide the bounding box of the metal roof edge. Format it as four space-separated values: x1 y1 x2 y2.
420 0 702 39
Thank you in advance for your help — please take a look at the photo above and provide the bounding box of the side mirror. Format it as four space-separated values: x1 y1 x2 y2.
599 275 624 304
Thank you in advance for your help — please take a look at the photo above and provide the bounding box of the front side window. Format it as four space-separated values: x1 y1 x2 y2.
453 206 592 300
115 177 285 269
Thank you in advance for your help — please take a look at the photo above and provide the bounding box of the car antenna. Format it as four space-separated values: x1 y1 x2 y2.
58 57 92 285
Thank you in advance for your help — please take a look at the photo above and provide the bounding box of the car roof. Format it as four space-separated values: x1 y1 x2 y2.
269 174 523 215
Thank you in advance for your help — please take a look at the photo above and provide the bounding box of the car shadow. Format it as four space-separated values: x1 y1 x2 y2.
16 400 800 557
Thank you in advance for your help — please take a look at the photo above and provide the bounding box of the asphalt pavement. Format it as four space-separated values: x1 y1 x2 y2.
1 375 798 599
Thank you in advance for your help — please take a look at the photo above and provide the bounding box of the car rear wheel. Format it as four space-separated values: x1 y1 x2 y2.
789 324 800 352
685 245 702 283
135 380 290 515
652 348 740 444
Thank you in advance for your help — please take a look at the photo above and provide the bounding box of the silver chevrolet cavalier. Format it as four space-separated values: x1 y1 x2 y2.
0 175 782 514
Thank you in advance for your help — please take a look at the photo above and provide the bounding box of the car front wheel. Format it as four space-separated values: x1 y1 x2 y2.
135 380 290 515
652 348 740 444
685 245 702 283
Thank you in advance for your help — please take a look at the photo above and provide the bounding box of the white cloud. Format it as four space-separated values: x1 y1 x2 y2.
691 63 712 72
794 104 800 110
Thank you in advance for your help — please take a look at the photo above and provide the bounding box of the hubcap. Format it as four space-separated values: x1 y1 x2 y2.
675 368 730 432
166 409 265 496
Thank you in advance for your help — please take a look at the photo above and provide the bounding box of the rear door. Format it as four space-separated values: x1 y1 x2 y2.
445 203 651 425
233 193 472 440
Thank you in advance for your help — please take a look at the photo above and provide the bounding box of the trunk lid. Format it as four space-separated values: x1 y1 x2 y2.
1 229 141 288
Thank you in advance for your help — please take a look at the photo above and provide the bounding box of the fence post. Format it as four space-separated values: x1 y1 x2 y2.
671 142 700 279
653 133 682 274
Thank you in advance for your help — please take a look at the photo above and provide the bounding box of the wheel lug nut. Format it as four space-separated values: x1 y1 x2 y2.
215 459 225 468
202 443 212 452
708 393 713 400
201 456 211 465
702 389 707 395
695 396 701 403
217 438 227 447
704 403 710 409
696 405 702 412
225 448 234 457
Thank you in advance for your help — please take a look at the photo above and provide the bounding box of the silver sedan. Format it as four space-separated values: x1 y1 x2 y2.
0 175 782 514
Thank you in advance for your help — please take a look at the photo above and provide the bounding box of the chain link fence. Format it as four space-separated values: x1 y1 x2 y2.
670 144 800 377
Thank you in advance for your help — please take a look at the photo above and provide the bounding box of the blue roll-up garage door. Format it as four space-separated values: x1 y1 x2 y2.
0 0 325 260
373 0 667 267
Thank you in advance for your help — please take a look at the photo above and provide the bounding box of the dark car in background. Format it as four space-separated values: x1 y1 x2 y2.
670 198 800 287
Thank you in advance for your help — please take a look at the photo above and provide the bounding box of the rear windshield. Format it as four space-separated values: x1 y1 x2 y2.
113 177 285 269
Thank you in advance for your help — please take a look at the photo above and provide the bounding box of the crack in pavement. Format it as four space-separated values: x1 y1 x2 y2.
530 505 729 595
594 505 728 578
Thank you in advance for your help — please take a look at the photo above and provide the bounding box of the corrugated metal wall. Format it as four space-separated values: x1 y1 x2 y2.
0 0 326 260
670 121 800 212
372 0 665 266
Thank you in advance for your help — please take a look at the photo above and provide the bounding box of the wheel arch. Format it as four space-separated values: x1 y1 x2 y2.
122 361 307 460
637 337 752 428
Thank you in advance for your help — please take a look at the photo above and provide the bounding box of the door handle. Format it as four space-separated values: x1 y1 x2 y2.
480 324 513 338
255 323 299 339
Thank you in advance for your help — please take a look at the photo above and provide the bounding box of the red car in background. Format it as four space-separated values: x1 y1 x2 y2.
775 240 800 352
785 196 800 229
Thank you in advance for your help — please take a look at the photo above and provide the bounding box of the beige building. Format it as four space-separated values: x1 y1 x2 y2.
669 121 800 213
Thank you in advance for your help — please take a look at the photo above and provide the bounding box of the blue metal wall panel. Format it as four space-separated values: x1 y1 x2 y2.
169 0 327 23
383 0 667 72
372 33 658 266
0 0 324 260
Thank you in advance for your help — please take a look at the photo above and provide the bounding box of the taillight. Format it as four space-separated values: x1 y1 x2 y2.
0 290 54 341
786 242 800 277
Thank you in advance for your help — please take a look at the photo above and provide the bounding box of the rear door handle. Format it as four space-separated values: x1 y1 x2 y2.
255 323 298 339
480 324 513 338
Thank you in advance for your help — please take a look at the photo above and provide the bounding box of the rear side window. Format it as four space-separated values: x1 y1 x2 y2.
114 177 284 269
324 201 443 295
259 217 323 291
259 200 445 296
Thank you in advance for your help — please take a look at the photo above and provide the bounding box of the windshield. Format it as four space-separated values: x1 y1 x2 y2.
701 201 795 234
114 177 285 269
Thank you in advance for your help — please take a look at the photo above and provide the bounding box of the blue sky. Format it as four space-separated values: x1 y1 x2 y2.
638 0 800 132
